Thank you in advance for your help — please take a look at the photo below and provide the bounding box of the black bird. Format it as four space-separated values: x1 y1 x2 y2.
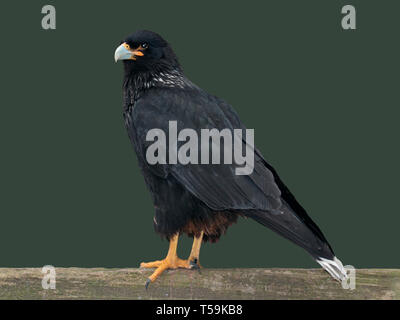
114 30 347 286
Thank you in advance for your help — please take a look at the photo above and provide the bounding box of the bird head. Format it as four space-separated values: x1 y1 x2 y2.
114 30 181 75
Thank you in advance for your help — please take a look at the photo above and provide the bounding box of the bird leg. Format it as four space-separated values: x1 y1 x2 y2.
187 231 204 269
140 232 204 288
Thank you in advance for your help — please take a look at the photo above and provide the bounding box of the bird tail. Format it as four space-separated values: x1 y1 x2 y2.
316 256 348 282
245 200 348 282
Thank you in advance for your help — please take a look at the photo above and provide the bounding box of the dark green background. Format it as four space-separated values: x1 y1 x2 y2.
0 1 398 268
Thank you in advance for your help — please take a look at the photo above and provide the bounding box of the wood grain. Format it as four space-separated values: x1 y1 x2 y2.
0 268 398 300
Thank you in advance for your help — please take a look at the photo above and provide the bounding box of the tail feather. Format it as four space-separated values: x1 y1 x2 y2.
316 256 348 282
251 154 347 282
246 201 335 261
246 203 349 282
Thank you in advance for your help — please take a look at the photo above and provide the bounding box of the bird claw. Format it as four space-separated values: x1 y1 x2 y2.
189 258 201 273
189 261 199 269
145 278 151 290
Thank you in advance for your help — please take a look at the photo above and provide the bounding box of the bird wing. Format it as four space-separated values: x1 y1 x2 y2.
126 88 282 212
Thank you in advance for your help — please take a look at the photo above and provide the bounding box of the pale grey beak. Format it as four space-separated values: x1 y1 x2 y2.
114 43 132 62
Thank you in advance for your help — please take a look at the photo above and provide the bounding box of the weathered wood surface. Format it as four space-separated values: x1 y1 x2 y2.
0 268 398 300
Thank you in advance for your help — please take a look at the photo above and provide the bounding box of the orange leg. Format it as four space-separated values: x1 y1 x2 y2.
140 232 204 288
187 231 204 268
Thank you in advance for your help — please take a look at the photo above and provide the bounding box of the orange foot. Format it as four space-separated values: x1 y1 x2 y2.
140 256 200 289
140 232 204 289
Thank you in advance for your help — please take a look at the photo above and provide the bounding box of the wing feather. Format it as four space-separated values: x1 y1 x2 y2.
127 88 282 211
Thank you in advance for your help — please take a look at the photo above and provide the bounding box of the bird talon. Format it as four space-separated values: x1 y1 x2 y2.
189 258 201 270
145 278 151 290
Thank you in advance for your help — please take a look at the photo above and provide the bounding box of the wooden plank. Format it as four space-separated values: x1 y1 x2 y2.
0 268 399 300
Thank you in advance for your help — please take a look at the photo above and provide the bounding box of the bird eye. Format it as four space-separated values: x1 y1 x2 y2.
141 43 148 49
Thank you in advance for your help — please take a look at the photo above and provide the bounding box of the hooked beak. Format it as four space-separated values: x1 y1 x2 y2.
114 42 144 63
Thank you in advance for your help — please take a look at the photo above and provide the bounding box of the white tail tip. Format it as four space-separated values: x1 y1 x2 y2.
316 256 348 282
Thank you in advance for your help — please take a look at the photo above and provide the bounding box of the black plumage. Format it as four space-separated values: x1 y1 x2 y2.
115 30 347 283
